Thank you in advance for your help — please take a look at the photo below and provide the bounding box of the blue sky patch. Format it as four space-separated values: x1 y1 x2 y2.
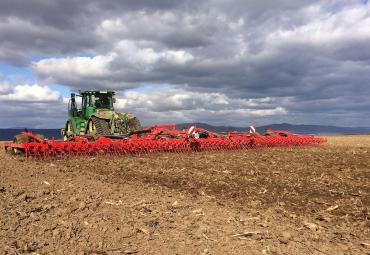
51 84 71 98
0 62 36 83
31 53 97 62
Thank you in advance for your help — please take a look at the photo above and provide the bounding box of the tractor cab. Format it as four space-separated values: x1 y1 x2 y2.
91 93 113 109
68 89 116 119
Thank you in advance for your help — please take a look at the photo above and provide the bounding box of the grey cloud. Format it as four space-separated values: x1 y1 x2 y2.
0 102 67 128
0 0 318 64
0 81 66 128
1 0 370 127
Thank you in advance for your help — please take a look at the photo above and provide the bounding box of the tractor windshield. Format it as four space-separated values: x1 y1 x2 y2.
91 93 113 109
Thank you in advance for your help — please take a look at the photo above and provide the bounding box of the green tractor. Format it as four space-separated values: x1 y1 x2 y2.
62 89 141 140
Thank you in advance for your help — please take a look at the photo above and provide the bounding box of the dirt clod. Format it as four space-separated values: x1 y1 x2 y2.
171 200 179 208
304 222 319 231
279 231 292 244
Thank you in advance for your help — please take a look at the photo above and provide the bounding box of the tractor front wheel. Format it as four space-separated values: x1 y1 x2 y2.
63 121 72 141
87 119 96 135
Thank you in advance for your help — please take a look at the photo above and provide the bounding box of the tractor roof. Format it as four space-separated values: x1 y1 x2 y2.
79 89 115 94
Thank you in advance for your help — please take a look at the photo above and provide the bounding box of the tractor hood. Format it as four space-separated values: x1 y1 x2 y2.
92 109 140 134
93 109 136 120
93 109 115 119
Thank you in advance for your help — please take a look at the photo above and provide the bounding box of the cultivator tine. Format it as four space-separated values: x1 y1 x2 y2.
5 127 326 159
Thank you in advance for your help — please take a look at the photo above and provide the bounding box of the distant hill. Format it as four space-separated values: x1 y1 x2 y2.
176 123 246 132
256 123 370 135
176 122 370 135
0 129 61 141
1 123 370 140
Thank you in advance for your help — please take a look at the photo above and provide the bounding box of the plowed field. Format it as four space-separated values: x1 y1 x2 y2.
0 136 369 254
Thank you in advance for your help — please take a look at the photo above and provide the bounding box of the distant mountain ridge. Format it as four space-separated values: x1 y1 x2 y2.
0 129 62 141
256 123 370 135
176 122 370 135
1 123 370 140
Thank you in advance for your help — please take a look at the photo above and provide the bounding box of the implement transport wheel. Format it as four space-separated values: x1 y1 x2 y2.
10 136 26 155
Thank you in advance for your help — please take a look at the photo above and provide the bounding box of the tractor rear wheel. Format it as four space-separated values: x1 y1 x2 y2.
128 117 142 132
87 116 111 137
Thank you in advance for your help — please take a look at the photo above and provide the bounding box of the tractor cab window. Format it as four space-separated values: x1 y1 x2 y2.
91 93 113 109
82 96 88 109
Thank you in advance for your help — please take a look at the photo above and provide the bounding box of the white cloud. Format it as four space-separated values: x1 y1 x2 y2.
34 55 114 80
115 40 194 65
0 82 288 128
98 18 128 35
0 82 12 94
33 41 194 88
114 88 288 126
232 107 287 116
0 84 62 102
116 89 277 112
268 4 370 47
0 83 67 128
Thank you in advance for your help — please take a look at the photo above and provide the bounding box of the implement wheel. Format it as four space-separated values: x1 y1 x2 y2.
10 137 25 155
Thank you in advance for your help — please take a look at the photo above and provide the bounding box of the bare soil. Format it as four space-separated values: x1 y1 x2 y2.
0 136 369 254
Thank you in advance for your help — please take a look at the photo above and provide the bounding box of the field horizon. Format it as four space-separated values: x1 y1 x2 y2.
1 122 370 141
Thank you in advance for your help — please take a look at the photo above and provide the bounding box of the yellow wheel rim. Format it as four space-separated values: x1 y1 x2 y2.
64 122 72 140
88 120 96 134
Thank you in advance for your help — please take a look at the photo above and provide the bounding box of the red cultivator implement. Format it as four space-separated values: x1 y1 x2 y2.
4 125 326 159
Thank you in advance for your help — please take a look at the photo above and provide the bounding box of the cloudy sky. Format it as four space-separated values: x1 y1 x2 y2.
0 0 370 128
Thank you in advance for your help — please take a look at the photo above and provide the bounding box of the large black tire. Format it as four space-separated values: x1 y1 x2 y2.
10 136 28 155
128 117 142 132
87 116 111 136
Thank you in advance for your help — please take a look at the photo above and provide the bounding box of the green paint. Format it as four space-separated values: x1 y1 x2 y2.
62 89 141 138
